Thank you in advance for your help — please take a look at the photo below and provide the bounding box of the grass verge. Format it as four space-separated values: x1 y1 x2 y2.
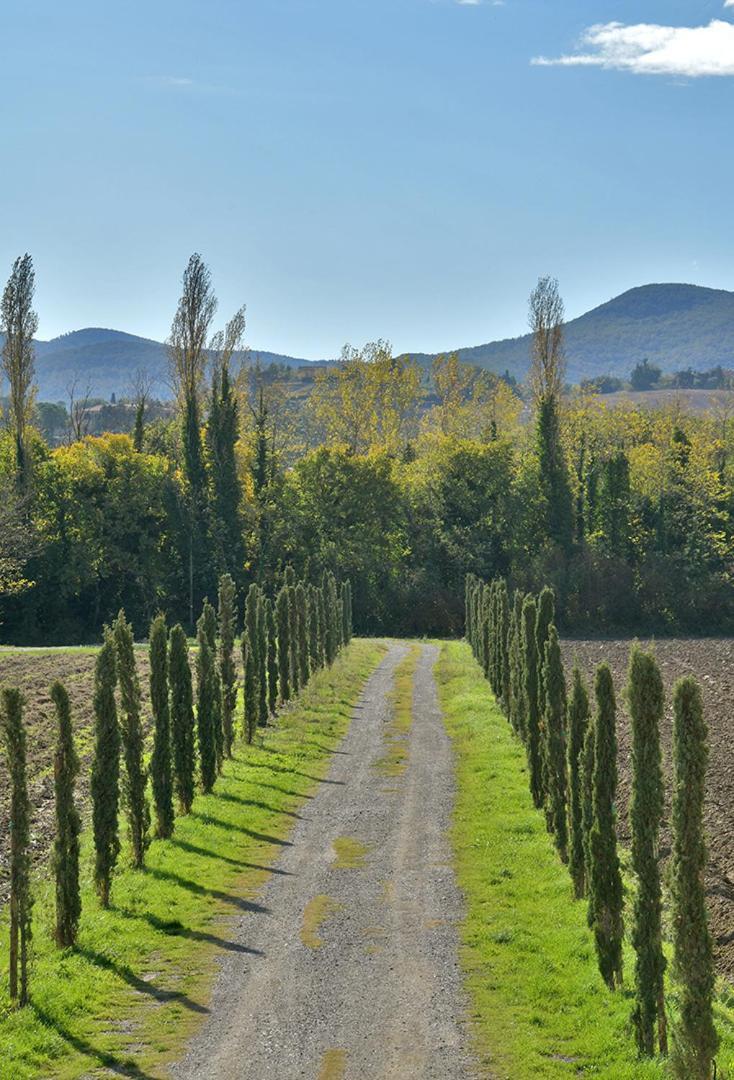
0 638 386 1080
435 640 734 1080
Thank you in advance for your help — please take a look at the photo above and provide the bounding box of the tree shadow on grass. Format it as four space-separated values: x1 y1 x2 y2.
31 1003 157 1080
75 946 209 1015
143 865 271 915
168 836 293 874
214 792 302 819
189 811 295 845
247 778 314 800
113 906 265 956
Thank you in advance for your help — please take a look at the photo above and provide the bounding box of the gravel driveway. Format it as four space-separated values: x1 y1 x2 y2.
171 642 481 1080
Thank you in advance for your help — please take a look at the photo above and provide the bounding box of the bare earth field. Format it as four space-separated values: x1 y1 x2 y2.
562 637 734 981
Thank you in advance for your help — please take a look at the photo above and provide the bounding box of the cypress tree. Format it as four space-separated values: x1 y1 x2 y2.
581 704 596 905
218 574 238 758
2 687 32 1004
257 593 268 727
91 631 120 909
113 610 150 868
276 586 291 703
51 681 81 948
243 584 260 740
465 574 474 644
324 572 338 666
307 585 320 673
670 677 718 1079
196 611 218 793
295 582 310 688
207 360 245 583
508 590 525 738
521 596 543 807
170 624 196 814
627 646 667 1057
481 584 491 680
317 585 327 669
265 598 279 716
543 626 568 861
588 663 624 990
342 580 353 644
201 598 223 768
497 579 510 707
535 586 556 715
149 614 174 839
566 665 590 899
537 393 574 552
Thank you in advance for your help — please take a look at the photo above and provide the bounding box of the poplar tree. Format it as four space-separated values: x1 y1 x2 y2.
566 665 590 899
113 610 150 867
589 663 624 990
170 624 196 813
197 611 218 793
1 253 37 488
295 582 310 688
670 677 718 1079
276 586 291 702
51 681 81 948
627 646 667 1057
2 687 32 1004
149 614 174 839
202 599 223 768
218 574 237 757
543 626 568 861
91 631 120 909
521 596 543 807
265 598 279 716
257 593 268 727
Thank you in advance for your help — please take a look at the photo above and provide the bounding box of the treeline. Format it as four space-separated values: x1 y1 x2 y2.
581 361 733 395
1 569 352 1006
466 574 718 1079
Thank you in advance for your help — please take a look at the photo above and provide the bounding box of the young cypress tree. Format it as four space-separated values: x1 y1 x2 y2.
627 646 667 1057
201 599 223 768
535 586 556 806
481 584 491 680
307 585 320 673
2 687 32 1004
276 586 291 703
257 593 269 727
465 574 474 644
196 611 218 793
324 572 338 666
342 580 353 644
51 681 81 948
149 614 174 839
218 574 238 759
543 626 568 861
170 624 196 814
566 665 590 899
508 590 525 738
317 585 327 669
581 704 596 905
497 579 511 708
295 582 310 688
91 631 120 909
670 677 718 1079
243 584 260 740
265 598 279 716
113 610 150 868
588 663 624 990
521 596 543 807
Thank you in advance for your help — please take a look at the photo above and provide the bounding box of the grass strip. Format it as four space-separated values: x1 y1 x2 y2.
374 644 420 777
435 640 734 1080
0 638 386 1079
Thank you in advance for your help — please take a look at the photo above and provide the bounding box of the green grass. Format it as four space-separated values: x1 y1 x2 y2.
0 638 387 1079
435 640 734 1080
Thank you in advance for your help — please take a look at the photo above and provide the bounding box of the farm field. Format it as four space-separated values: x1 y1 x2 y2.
562 637 734 980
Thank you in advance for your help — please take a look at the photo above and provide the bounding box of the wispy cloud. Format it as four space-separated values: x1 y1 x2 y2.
140 75 237 96
532 17 734 77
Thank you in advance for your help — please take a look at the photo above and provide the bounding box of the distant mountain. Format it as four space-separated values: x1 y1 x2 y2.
418 284 734 383
6 284 734 401
8 328 327 402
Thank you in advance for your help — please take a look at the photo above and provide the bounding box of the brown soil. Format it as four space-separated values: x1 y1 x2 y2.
562 637 734 981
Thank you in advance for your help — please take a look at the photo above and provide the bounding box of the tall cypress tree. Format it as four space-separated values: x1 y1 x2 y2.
323 572 338 666
202 599 223 768
671 677 718 1079
207 361 245 583
543 626 568 861
276 586 291 703
627 646 667 1057
243 584 260 740
535 586 556 809
566 665 590 899
257 593 268 727
589 663 624 990
508 590 525 738
317 585 327 668
265 598 279 716
2 687 32 1004
113 610 150 868
218 574 238 758
521 596 543 808
295 582 310 688
307 585 320 673
149 614 174 839
288 583 300 691
496 579 510 708
581 703 596 905
51 681 81 948
537 394 574 552
91 631 120 909
170 624 196 814
196 611 218 793
342 580 352 644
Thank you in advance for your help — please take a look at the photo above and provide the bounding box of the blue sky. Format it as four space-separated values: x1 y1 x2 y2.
1 0 733 357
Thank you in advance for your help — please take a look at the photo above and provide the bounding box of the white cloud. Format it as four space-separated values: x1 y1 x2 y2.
532 18 734 77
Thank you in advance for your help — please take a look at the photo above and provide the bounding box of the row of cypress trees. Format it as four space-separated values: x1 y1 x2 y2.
465 574 719 1078
1 568 353 1008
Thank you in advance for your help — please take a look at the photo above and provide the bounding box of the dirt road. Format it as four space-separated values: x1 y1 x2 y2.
172 642 480 1080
